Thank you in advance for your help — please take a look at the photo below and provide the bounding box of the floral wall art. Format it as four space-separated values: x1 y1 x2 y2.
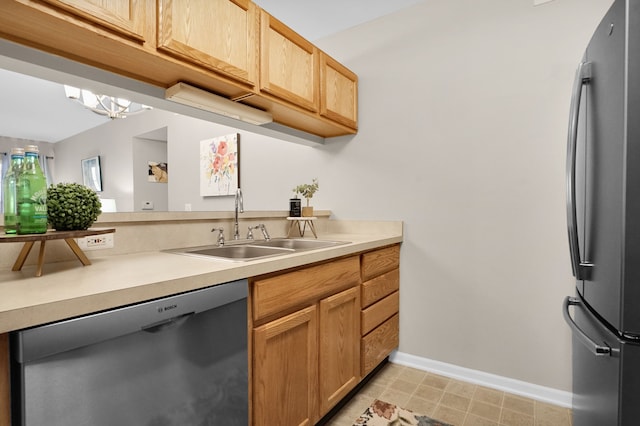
199 133 239 196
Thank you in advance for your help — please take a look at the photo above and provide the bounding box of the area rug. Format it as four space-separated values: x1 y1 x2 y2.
353 399 452 426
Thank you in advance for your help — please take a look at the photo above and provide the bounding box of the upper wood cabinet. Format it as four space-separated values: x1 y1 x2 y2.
36 0 146 42
157 0 259 87
0 0 358 137
320 52 358 129
259 10 319 112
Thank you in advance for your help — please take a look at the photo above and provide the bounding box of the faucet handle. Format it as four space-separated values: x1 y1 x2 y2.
247 225 259 240
259 224 271 241
211 227 225 246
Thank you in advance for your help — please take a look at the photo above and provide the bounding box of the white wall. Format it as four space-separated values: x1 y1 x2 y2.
309 0 614 392
165 114 319 212
54 115 137 211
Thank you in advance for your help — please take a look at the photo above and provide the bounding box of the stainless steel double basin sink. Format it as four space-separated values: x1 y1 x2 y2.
165 238 349 261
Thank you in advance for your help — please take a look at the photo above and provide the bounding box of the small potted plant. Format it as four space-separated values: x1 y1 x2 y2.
293 178 319 217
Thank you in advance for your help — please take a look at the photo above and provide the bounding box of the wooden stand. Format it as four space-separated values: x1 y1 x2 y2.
0 228 115 277
286 217 317 238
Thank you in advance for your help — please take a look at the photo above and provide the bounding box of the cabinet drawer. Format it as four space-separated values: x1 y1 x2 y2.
252 256 360 322
361 291 399 336
361 314 399 376
361 245 400 282
362 268 399 308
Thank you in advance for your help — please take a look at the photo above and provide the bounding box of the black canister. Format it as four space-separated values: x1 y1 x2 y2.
289 198 301 217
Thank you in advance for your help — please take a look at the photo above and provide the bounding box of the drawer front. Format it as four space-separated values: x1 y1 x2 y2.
362 268 399 308
361 291 399 336
361 314 399 376
361 245 400 282
252 256 360 322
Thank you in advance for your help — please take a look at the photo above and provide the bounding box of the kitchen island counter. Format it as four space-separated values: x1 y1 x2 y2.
0 230 402 334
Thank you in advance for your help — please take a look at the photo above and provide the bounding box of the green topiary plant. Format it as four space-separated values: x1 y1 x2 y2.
47 183 102 231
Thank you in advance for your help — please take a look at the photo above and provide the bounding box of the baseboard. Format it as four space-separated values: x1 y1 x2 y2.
389 351 572 408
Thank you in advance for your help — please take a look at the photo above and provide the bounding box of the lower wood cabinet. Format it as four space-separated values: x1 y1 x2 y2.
250 256 361 425
360 246 400 377
253 305 318 426
250 246 401 425
319 287 360 414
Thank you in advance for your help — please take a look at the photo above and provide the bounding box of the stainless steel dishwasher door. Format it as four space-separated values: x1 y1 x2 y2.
11 279 248 426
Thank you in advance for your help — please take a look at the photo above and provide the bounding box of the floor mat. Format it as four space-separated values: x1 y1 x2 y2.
353 399 453 426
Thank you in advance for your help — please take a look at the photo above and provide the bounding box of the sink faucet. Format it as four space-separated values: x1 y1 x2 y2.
234 188 244 240
211 227 225 246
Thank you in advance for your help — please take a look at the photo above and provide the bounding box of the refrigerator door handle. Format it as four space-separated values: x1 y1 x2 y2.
566 61 593 280
563 296 613 356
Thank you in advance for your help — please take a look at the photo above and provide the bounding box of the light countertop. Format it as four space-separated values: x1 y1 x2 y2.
0 231 401 334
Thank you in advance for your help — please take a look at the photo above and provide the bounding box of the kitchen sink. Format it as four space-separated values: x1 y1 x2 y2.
251 238 349 250
165 238 349 261
166 244 293 261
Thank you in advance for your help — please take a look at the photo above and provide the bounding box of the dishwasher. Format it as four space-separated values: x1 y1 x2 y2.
10 279 248 426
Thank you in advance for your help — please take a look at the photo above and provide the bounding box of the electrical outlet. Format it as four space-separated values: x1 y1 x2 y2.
76 234 114 250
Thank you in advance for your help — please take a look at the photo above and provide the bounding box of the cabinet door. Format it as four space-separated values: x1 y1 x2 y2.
39 0 146 42
253 305 318 426
320 52 358 129
260 10 319 112
319 287 360 415
158 0 258 87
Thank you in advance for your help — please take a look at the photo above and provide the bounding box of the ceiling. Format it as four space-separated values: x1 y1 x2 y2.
252 0 425 41
0 0 425 143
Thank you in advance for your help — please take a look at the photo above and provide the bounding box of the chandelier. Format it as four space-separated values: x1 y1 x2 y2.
63 85 152 119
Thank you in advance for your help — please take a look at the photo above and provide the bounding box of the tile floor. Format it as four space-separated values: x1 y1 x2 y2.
325 363 572 426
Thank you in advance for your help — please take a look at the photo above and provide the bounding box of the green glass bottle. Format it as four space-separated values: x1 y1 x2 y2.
2 147 25 234
17 145 48 234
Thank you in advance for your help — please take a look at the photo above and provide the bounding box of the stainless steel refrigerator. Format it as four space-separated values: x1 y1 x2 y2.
563 1 640 425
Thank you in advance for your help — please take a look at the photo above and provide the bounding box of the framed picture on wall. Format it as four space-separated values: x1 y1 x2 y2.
148 161 168 183
199 133 239 197
82 156 102 192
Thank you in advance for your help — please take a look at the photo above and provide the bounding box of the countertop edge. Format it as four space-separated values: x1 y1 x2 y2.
0 234 402 333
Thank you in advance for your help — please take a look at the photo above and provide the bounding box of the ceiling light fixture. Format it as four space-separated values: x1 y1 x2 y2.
64 85 152 119
165 82 272 126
